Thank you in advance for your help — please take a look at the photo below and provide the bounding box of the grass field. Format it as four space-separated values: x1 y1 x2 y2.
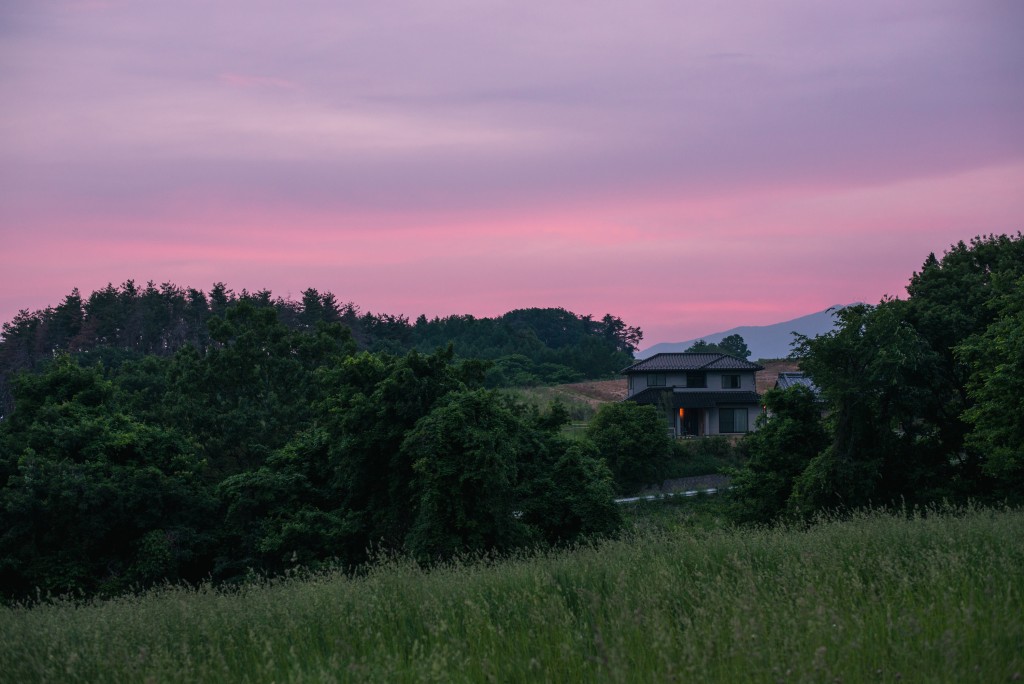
2 503 1021 683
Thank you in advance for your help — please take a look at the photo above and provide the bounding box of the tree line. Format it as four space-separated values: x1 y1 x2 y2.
0 283 641 417
2 233 1019 600
684 334 752 359
0 301 634 600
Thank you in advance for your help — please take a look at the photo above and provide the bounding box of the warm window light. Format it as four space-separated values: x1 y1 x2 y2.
678 408 685 419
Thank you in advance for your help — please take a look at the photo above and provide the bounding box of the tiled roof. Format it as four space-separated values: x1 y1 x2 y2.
621 352 764 373
775 372 819 392
628 389 761 408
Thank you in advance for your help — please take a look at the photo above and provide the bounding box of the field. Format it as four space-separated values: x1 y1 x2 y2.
2 503 1021 683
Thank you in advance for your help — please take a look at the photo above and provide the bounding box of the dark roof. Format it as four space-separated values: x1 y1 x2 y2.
621 352 764 374
628 389 762 408
775 372 819 394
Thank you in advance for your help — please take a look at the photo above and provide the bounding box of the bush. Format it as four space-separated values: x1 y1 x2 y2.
668 437 743 478
586 402 671 493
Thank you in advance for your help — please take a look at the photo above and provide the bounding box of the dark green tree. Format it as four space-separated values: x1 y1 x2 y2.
162 301 354 475
586 401 671 493
685 335 750 359
718 334 751 360
791 301 945 513
0 356 214 598
516 438 621 544
403 391 621 558
316 347 474 552
729 385 827 523
957 274 1024 500
402 390 532 559
684 339 716 353
44 288 84 353
216 427 361 577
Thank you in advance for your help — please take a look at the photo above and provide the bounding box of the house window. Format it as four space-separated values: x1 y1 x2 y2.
647 374 666 387
722 374 741 389
719 408 749 433
628 375 634 391
686 372 706 388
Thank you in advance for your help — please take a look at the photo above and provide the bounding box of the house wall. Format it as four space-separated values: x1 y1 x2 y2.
668 405 760 436
627 370 757 397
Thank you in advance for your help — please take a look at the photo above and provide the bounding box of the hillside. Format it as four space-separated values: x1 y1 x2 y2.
4 507 1019 682
755 358 802 393
638 305 850 360
553 359 798 402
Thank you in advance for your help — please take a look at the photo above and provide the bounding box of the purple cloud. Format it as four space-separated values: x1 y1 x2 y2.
1 1 1021 342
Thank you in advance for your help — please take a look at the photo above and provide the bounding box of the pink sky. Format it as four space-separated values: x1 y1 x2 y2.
1 1 1022 347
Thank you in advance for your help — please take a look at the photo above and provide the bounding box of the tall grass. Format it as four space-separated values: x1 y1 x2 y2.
503 386 599 422
2 505 1021 683
667 436 745 479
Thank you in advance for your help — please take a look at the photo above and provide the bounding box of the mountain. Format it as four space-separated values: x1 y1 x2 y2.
637 305 850 360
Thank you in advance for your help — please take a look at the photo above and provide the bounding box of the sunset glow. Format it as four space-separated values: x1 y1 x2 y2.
2 1 1021 346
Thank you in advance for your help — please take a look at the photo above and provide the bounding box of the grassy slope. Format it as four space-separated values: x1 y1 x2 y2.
2 504 1021 683
510 358 801 419
517 358 803 405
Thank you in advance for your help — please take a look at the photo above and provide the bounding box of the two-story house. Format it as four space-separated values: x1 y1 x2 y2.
621 352 764 437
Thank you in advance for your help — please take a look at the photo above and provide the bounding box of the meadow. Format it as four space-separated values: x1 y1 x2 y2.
2 503 1021 683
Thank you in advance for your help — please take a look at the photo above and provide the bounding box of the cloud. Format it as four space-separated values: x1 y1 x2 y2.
219 72 300 91
1 0 1022 340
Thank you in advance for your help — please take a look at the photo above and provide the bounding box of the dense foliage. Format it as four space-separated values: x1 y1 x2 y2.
0 302 623 599
3 233 1022 599
586 402 672 493
732 233 1024 517
685 334 751 359
728 386 828 523
0 283 641 417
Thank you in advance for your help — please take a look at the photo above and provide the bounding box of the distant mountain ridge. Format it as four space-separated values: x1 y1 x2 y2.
637 305 850 361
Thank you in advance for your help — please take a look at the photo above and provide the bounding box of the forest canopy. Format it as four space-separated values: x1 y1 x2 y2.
731 233 1024 518
2 234 1022 601
0 305 624 599
0 284 641 416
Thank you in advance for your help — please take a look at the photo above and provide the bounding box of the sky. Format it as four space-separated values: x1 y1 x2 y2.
1 1 1022 347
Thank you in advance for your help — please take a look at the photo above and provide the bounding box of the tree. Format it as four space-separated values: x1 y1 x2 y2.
216 427 361 576
728 385 827 523
901 234 1024 478
688 234 1024 520
44 288 84 353
0 356 214 597
790 301 945 513
586 401 671 493
317 347 475 552
685 335 751 359
957 274 1024 500
599 313 643 355
402 390 532 559
516 438 621 544
718 334 751 360
685 339 717 353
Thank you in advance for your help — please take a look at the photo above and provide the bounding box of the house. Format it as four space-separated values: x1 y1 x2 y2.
621 352 764 437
